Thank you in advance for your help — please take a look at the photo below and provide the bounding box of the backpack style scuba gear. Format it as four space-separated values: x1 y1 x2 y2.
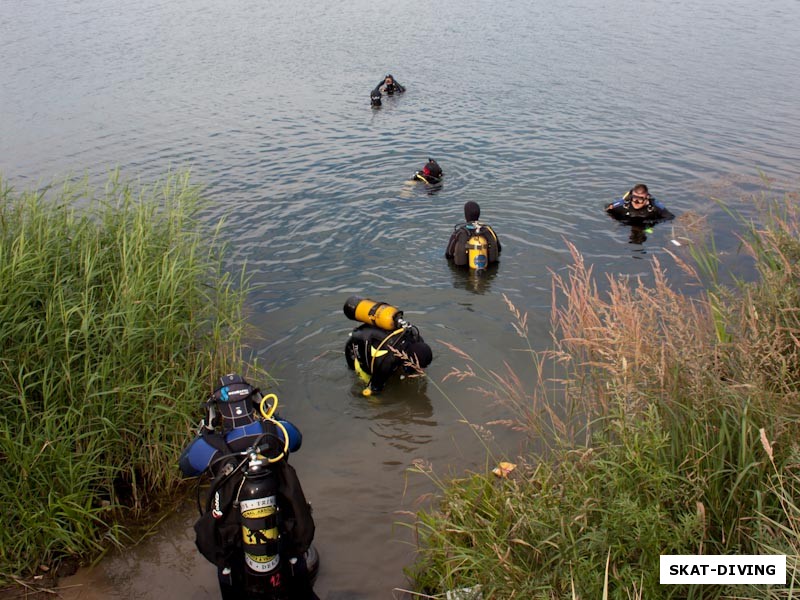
191 374 316 596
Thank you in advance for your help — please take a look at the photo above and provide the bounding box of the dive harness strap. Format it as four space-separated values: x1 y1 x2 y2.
370 328 405 374
202 430 234 455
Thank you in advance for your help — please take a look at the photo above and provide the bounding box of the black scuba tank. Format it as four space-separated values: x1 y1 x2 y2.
240 455 283 598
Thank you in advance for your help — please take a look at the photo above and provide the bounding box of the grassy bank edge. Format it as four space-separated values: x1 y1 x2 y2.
407 191 800 599
0 172 259 584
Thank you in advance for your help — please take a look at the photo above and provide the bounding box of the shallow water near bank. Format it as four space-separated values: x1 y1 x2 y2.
2 0 800 597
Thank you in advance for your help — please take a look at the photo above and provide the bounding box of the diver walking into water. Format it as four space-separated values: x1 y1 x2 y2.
445 201 501 269
343 296 433 396
179 374 319 600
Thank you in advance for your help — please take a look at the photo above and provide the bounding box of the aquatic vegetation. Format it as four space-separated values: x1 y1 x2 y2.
408 189 800 599
0 173 254 583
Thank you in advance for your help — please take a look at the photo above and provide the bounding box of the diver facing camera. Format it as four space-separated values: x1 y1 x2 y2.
370 74 405 107
372 73 406 97
605 183 675 224
343 296 433 397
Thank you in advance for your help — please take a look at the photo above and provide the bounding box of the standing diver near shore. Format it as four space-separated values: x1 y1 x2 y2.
343 296 433 397
179 374 319 600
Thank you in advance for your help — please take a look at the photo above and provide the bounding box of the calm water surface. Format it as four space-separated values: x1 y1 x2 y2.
2 0 800 597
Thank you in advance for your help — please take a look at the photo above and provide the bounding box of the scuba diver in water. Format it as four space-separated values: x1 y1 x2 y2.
445 201 502 269
343 296 433 397
412 158 444 185
371 74 406 99
605 183 675 223
179 374 319 600
371 74 405 106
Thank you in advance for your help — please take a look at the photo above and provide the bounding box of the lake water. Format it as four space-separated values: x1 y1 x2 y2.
2 0 799 597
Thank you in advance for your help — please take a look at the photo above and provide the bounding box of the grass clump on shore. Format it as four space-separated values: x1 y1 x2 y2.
0 173 250 583
409 191 800 599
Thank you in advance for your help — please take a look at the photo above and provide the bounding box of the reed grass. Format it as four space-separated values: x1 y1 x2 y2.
0 172 252 582
409 190 800 599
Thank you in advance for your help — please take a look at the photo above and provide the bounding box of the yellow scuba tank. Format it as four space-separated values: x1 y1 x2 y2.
343 296 404 331
466 235 489 270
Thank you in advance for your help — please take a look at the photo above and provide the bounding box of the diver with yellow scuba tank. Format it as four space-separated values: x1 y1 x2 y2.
343 296 433 397
179 374 319 600
445 201 502 270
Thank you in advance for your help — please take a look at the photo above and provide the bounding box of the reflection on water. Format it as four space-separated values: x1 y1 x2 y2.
357 384 436 454
448 261 500 295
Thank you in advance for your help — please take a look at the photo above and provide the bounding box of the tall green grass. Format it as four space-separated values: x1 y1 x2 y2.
409 191 800 599
0 172 252 582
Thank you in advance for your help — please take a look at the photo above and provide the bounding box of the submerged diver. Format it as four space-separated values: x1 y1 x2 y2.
412 158 444 185
605 183 675 223
343 296 433 397
445 201 501 269
179 374 319 600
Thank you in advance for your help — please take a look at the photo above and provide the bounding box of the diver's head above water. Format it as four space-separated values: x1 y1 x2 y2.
406 341 433 370
628 183 651 209
416 158 443 183
464 201 481 222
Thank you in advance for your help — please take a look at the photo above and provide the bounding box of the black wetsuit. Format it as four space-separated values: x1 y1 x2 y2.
413 159 443 185
606 196 675 225
372 79 406 96
445 221 502 267
344 324 427 393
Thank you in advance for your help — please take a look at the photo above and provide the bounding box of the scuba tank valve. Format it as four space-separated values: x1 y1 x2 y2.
344 296 407 330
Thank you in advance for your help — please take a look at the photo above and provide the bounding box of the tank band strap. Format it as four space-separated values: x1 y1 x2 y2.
367 302 388 319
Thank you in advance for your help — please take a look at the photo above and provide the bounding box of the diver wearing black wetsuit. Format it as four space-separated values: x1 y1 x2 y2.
413 158 444 185
605 185 675 224
344 324 432 396
445 201 502 267
372 74 406 96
